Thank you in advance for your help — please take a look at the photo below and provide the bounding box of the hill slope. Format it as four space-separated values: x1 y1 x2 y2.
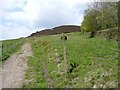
28 25 80 37
24 32 118 88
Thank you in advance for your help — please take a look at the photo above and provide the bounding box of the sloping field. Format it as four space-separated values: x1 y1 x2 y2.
23 32 118 88
1 38 25 62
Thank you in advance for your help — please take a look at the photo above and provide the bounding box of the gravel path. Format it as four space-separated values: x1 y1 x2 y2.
1 43 32 88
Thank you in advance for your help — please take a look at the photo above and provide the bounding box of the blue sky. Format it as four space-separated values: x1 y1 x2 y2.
0 0 93 40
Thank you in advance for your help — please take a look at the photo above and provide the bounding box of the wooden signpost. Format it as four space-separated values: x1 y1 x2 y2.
61 33 67 73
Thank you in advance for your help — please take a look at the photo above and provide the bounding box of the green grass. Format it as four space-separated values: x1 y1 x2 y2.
24 32 118 88
0 38 25 63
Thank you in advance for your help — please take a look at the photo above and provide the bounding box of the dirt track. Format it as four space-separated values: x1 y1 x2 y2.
2 43 32 88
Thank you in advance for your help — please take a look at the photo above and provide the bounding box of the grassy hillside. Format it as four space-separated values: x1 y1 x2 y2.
23 32 118 88
0 38 25 63
0 41 1 65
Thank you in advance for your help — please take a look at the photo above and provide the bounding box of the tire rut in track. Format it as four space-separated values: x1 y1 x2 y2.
41 61 54 88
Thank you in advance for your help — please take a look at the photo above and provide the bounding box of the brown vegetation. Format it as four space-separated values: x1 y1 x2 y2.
28 25 80 37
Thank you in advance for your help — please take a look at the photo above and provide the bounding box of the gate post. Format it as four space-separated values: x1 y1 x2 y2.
61 33 67 73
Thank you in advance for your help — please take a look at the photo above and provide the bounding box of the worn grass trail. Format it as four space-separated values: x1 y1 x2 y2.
2 43 32 88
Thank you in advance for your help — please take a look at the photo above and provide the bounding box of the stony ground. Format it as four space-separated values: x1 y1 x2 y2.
1 43 32 88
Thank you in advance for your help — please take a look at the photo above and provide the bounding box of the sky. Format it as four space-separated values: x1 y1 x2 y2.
1 0 116 40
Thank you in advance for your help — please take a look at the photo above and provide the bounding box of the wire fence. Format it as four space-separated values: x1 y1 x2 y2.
0 38 25 61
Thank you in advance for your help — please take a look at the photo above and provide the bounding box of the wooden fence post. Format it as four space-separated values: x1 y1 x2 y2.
11 43 12 50
2 45 3 54
61 33 67 74
7 44 8 52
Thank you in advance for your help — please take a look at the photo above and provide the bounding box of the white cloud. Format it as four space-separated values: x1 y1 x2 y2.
0 24 30 40
0 0 26 10
1 0 92 40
